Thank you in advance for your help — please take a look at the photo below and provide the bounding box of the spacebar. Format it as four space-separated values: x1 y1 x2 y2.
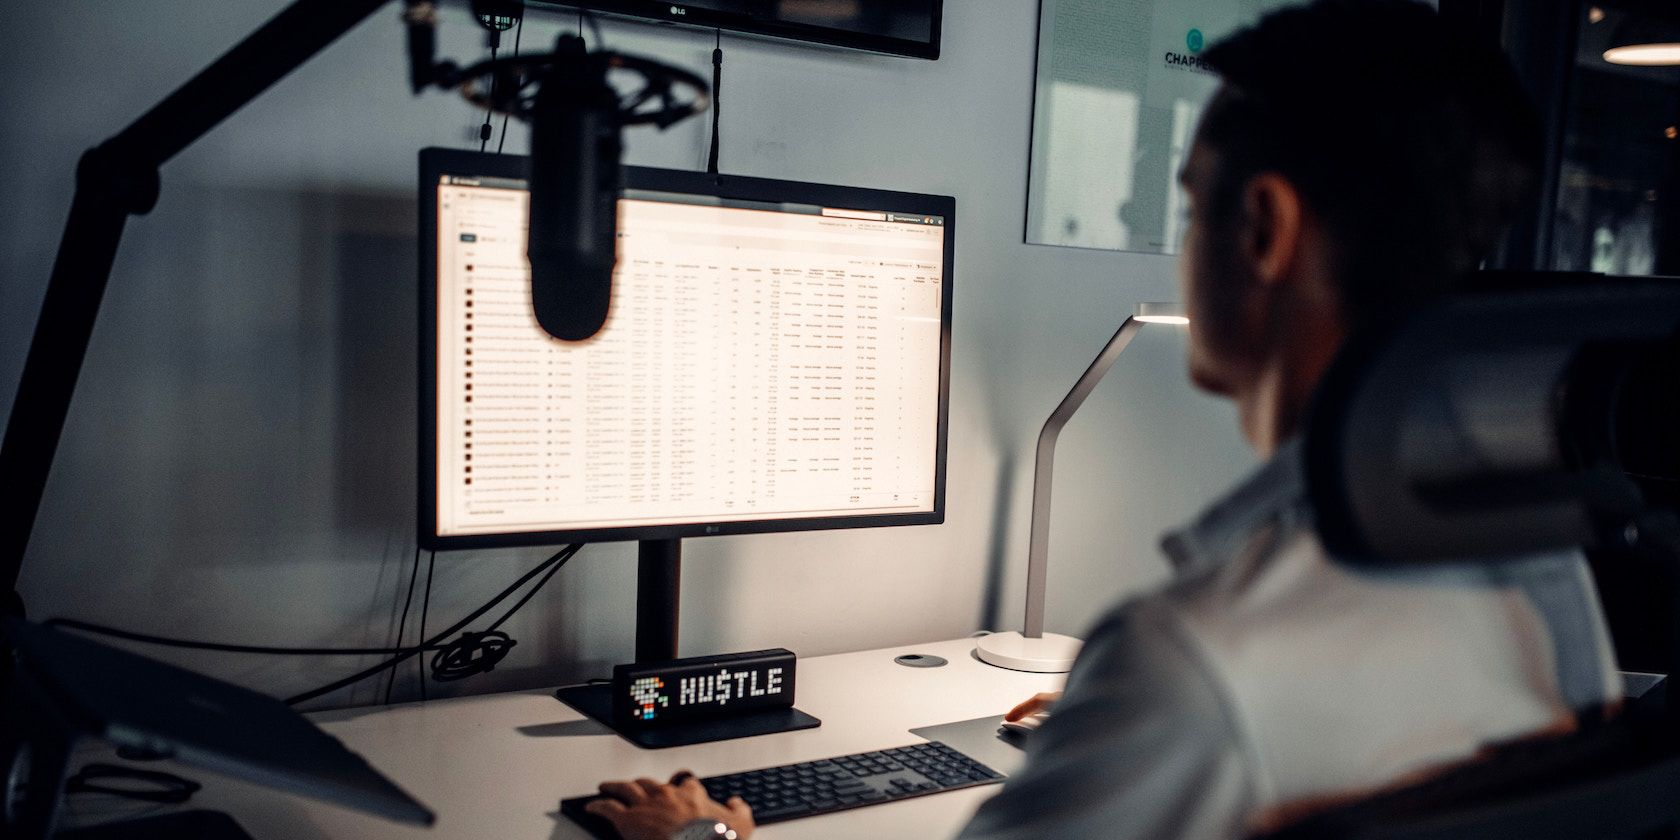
752 804 809 821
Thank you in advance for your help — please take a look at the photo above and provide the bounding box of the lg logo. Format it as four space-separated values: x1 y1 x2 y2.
705 525 720 534
669 5 686 15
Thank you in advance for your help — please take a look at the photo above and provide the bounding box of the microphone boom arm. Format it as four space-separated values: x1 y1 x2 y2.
0 0 708 613
0 0 395 617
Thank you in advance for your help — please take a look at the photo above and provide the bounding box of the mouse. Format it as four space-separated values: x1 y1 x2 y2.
998 711 1050 739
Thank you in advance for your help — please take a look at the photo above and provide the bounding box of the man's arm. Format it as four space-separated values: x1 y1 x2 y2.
960 602 1255 840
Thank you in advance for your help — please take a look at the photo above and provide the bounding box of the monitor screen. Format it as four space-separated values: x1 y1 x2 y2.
527 1 943 59
420 149 953 549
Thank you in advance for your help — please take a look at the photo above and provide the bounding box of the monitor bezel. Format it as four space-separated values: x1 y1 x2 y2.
524 1 943 60
419 148 954 551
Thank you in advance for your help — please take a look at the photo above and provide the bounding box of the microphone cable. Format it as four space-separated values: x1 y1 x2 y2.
44 543 584 706
479 40 499 151
385 544 423 704
428 545 565 681
41 618 430 657
707 29 723 175
285 543 581 705
473 1 520 152
496 15 523 154
419 547 437 701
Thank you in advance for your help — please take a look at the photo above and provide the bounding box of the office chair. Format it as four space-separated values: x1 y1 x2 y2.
1256 277 1680 840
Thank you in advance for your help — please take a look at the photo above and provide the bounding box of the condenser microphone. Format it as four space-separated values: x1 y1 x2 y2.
527 34 622 341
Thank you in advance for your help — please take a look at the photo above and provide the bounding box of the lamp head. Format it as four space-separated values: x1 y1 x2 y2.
1134 302 1190 325
1605 43 1680 65
1602 9 1680 66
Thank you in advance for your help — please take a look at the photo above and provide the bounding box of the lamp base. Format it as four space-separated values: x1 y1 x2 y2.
974 631 1083 673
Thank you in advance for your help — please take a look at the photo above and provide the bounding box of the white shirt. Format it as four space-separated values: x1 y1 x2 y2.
958 439 1620 839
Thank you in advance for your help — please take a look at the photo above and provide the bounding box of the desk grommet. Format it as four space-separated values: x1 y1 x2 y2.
894 654 948 668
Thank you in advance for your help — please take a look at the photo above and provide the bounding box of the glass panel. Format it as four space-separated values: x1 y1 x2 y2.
1025 0 1293 254
1551 3 1680 275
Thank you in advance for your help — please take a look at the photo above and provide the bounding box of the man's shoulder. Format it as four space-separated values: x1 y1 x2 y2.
1112 519 1619 808
1140 519 1610 687
1149 436 1615 699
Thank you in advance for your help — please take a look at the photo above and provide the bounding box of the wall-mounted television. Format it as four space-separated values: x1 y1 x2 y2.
527 1 943 59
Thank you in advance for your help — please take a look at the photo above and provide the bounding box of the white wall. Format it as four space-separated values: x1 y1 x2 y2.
0 0 1253 709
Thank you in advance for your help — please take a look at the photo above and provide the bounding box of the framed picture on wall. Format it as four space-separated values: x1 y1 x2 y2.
1025 0 1292 255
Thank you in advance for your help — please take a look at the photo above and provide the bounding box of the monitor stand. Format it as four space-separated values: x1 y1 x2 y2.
635 538 681 662
554 537 823 748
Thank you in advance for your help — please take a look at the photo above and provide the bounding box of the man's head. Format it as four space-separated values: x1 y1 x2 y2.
1176 0 1541 449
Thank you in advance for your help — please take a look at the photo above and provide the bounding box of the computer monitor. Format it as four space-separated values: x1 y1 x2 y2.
418 149 953 656
527 1 945 60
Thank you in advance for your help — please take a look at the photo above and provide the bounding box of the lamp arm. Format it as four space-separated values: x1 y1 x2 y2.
1023 316 1145 638
0 0 396 614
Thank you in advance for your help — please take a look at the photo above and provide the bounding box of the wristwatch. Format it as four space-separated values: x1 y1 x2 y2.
670 819 739 840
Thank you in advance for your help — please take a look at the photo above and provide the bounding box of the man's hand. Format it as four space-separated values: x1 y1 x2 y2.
1005 691 1061 722
584 770 755 840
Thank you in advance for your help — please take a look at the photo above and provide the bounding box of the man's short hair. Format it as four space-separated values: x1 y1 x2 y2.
1197 0 1542 326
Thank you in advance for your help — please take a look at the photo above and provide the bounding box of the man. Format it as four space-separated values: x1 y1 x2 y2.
584 2 1622 838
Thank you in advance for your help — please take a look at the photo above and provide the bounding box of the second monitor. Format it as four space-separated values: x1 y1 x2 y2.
418 149 954 657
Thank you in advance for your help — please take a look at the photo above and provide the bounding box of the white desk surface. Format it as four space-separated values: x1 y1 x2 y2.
62 637 1064 839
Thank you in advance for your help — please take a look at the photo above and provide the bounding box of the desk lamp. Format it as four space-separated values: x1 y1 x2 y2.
976 302 1189 673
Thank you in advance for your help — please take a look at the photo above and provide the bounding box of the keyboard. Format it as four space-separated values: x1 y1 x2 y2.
560 740 1006 838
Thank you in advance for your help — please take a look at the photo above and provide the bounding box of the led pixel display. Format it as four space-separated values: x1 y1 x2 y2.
612 649 797 728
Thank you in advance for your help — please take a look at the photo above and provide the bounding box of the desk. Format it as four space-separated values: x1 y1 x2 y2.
60 637 1064 839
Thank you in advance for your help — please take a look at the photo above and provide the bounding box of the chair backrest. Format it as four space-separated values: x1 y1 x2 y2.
1269 276 1680 840
1302 278 1680 566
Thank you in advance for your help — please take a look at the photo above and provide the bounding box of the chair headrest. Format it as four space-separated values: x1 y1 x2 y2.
1303 276 1680 566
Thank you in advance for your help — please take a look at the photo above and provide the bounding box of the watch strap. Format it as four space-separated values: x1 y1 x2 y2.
670 818 739 840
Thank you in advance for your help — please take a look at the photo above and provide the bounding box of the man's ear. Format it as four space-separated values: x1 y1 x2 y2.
1241 173 1304 287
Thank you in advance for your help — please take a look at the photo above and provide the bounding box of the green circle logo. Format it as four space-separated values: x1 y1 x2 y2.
1187 29 1205 53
